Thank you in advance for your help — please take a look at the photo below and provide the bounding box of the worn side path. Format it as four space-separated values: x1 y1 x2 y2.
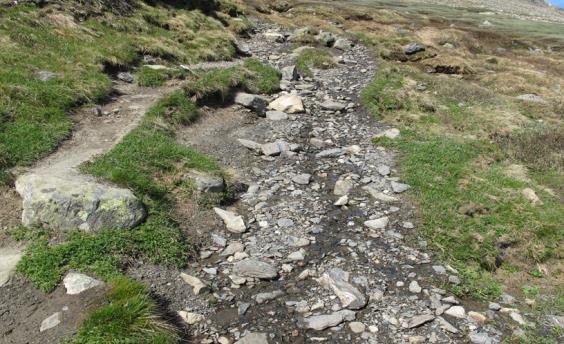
146 24 518 343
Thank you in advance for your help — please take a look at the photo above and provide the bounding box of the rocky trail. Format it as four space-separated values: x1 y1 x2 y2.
130 24 523 343
0 21 529 344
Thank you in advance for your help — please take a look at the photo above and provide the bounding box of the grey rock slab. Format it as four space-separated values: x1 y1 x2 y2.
235 332 269 344
269 94 305 114
407 314 435 329
221 242 245 256
315 148 347 158
63 272 104 295
235 93 268 115
437 316 459 333
254 290 285 304
469 332 494 344
320 100 346 111
238 139 262 152
40 312 62 332
194 175 225 193
238 303 251 315
334 38 353 51
334 179 353 196
265 110 288 121
16 174 146 232
0 247 22 287
444 306 466 319
180 273 207 295
318 268 367 310
391 181 410 193
316 31 336 47
117 72 134 83
281 65 299 81
233 259 278 279
364 217 389 230
292 173 312 185
405 42 426 55
516 94 545 103
363 186 399 202
301 310 356 330
213 207 247 233
34 70 58 82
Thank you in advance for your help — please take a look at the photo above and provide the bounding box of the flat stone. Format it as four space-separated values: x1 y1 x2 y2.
34 70 58 82
469 332 494 344
301 310 356 330
407 314 435 328
178 311 204 325
320 100 346 111
238 139 262 152
375 128 400 139
266 111 288 121
377 165 391 176
516 94 545 103
364 217 389 230
277 218 294 227
292 174 312 185
213 208 247 233
40 312 62 332
281 65 299 81
0 247 22 287
233 259 278 279
334 38 353 50
16 174 146 232
363 186 398 202
287 249 305 261
391 181 410 193
318 268 367 310
144 65 169 70
63 272 104 295
180 273 207 295
349 321 366 333
405 42 426 55
316 148 347 158
468 311 487 324
117 72 134 83
254 290 284 304
445 306 466 319
194 175 225 193
235 93 269 115
409 281 422 293
235 332 269 344
238 303 251 315
437 316 459 333
334 179 353 196
221 242 245 256
334 195 349 206
269 94 305 114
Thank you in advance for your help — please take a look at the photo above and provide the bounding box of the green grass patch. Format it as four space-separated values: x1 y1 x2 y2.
15 214 190 292
136 67 188 87
296 47 336 77
64 276 177 344
146 91 198 126
183 58 281 102
374 130 563 299
360 67 404 117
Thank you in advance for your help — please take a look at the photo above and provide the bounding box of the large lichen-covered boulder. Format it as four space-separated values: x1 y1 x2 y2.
15 174 146 232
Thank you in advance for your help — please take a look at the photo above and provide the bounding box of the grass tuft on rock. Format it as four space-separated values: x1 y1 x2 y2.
296 47 336 77
64 276 177 344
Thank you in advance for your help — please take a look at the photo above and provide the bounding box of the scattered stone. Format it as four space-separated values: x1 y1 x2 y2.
40 312 62 332
469 332 494 344
180 273 207 295
254 290 285 304
213 208 247 233
391 181 410 193
320 100 347 111
0 247 22 287
233 259 278 279
516 94 545 103
409 281 422 293
281 65 299 81
235 332 269 344
405 43 426 55
407 314 435 328
445 306 466 319
509 311 527 326
448 275 461 285
334 195 349 206
363 187 399 202
316 31 336 47
194 175 225 193
238 138 262 152
377 165 391 176
489 302 501 311
522 188 541 204
287 249 305 261
468 311 487 324
264 31 285 43
16 174 146 232
292 174 312 185
235 93 269 115
117 72 134 83
238 303 251 316
301 310 356 330
375 128 400 139
437 316 459 333
269 94 305 114
364 217 389 230
334 179 353 196
266 110 288 121
318 268 367 310
34 70 58 82
432 265 447 274
221 242 245 256
178 311 204 325
349 321 366 334
63 272 104 295
334 38 353 50
316 148 347 158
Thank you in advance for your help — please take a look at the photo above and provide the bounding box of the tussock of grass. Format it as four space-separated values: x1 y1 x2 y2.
183 58 281 102
146 91 198 126
360 67 404 117
296 47 336 77
136 67 188 87
15 214 190 292
64 276 177 344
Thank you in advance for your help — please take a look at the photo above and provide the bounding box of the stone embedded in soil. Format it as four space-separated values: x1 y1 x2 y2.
334 195 349 206
444 305 466 319
363 186 399 202
178 311 204 325
375 128 400 139
409 280 422 294
221 242 245 256
334 38 353 50
315 148 347 158
213 207 247 233
292 173 312 185
238 138 262 152
407 314 435 328
301 309 356 330
469 332 494 344
334 179 353 196
16 174 146 232
235 92 268 116
235 332 269 344
318 268 367 310
232 259 278 279
253 290 284 304
40 312 62 332
117 72 134 83
281 65 299 81
180 273 207 295
265 110 288 121
194 175 225 193
391 181 410 193
405 42 426 55
364 216 389 230
63 272 104 295
268 94 305 114
349 321 366 333
320 100 346 111
0 247 22 287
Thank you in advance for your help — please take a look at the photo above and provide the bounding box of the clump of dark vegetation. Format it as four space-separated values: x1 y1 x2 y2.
295 47 336 76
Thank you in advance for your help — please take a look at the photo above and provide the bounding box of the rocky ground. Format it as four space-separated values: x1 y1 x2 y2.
129 23 530 343
0 18 541 344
